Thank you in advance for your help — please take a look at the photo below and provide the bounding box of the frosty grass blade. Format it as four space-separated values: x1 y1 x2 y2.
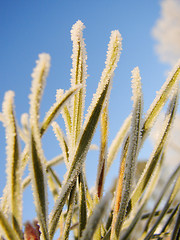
52 122 69 167
49 79 112 239
0 210 22 240
128 88 179 216
2 91 22 237
81 191 112 240
144 171 180 240
29 53 50 240
142 59 180 138
41 85 81 136
143 164 180 234
96 104 109 198
70 20 87 146
113 67 143 239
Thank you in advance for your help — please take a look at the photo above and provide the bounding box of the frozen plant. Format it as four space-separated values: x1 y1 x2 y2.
0 20 180 240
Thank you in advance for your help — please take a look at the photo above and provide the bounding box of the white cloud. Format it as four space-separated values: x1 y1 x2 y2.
150 112 180 175
152 0 180 66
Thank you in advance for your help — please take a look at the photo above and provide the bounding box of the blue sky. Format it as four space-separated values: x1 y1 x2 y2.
0 0 172 231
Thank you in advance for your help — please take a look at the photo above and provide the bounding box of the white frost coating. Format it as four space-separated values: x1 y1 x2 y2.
21 113 29 137
145 59 180 122
2 91 15 128
70 20 88 148
70 20 87 87
29 53 50 160
104 30 122 78
29 54 50 237
2 91 16 212
89 144 99 151
81 191 112 240
21 113 29 127
29 53 50 128
0 112 4 122
2 91 22 227
2 92 17 179
20 113 29 143
131 67 142 104
51 121 69 168
56 89 64 101
84 30 122 128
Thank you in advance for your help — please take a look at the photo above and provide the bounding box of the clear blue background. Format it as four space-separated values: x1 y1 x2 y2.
0 0 170 234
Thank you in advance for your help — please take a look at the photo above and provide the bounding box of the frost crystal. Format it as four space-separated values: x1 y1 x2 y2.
29 53 50 128
70 20 87 87
70 20 88 149
29 53 51 159
29 54 50 238
2 91 18 176
0 112 4 122
104 30 122 78
84 30 122 128
21 113 29 126
56 89 64 101
52 121 69 168
131 67 142 104
2 91 22 229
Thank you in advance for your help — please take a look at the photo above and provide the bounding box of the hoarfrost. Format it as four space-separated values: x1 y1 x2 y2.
131 67 142 104
29 53 50 128
51 121 69 168
84 30 122 128
2 91 22 228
